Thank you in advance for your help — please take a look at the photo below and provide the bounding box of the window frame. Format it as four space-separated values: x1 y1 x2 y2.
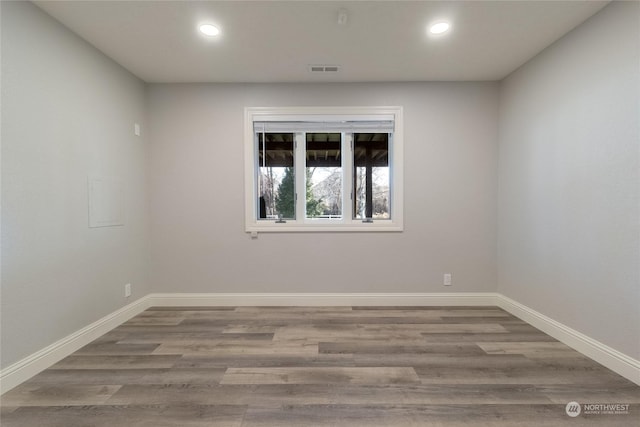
244 106 403 232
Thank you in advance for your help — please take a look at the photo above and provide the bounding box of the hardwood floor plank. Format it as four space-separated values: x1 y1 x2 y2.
50 355 181 370
222 325 281 334
149 306 237 311
415 365 634 385
478 341 575 355
1 385 121 406
351 306 501 310
353 354 538 368
536 384 640 404
0 406 19 415
421 332 557 343
121 317 185 326
220 367 421 385
153 340 318 356
247 384 333 407
273 324 508 341
114 324 228 333
319 342 485 355
2 306 638 426
74 341 161 355
241 404 639 427
22 368 226 385
0 405 247 427
328 384 554 405
175 354 355 369
115 332 271 344
106 384 255 406
235 306 353 313
138 309 238 317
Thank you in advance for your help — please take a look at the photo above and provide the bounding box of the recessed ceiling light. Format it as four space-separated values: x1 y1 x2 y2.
199 24 220 37
429 22 450 35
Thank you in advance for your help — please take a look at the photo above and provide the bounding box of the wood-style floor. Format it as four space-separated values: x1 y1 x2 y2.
1 306 638 426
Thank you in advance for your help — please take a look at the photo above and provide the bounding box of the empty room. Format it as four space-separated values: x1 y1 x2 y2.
1 0 639 426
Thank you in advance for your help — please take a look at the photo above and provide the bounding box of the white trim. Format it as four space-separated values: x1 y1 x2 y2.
495 294 640 386
247 106 400 122
0 296 151 394
2 292 638 395
146 292 496 307
241 223 403 233
294 132 306 220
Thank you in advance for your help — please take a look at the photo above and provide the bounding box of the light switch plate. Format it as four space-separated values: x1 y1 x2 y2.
444 273 452 286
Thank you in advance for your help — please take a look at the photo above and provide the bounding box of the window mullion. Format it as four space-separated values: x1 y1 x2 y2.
342 133 354 224
388 132 394 219
294 132 306 222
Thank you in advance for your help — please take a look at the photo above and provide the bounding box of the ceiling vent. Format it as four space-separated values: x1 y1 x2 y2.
309 65 341 73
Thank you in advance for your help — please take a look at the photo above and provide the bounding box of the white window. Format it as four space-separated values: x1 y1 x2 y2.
244 106 403 232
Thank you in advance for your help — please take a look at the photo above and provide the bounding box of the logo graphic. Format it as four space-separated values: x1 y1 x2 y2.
582 403 630 415
566 402 582 417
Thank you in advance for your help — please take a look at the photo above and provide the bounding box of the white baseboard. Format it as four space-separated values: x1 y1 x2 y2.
0 296 151 394
2 292 638 395
147 292 498 307
496 294 640 386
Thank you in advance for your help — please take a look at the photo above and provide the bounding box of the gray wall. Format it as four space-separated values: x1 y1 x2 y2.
497 1 640 359
1 1 150 368
147 82 499 294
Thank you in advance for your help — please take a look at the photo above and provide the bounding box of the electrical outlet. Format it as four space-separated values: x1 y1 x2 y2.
443 274 452 286
125 283 132 298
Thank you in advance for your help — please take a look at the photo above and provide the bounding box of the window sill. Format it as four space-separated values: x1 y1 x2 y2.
246 222 403 233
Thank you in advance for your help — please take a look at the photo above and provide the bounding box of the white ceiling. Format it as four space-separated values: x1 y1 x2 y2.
34 0 609 83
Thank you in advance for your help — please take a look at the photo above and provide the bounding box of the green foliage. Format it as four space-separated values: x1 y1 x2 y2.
275 167 325 219
305 169 325 218
275 167 295 218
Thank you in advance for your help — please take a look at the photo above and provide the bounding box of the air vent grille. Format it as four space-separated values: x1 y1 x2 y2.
309 65 341 73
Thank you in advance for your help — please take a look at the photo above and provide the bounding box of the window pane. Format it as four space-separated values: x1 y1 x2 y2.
353 133 390 220
257 133 295 220
306 133 342 219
